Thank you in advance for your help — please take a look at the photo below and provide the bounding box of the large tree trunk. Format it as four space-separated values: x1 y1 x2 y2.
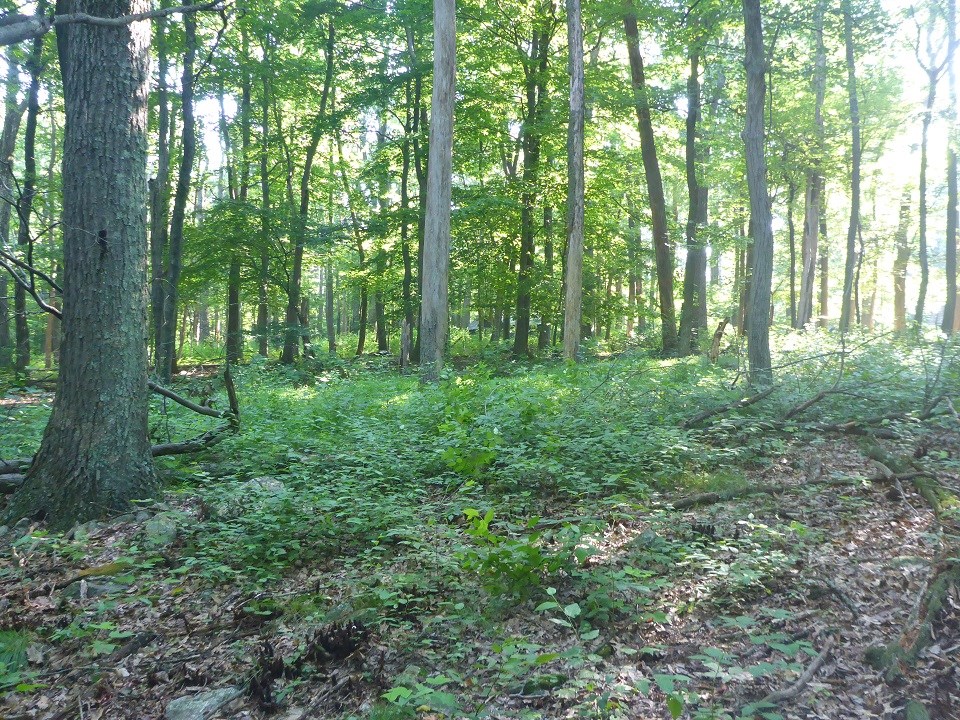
819 205 829 328
158 13 197 381
797 1 826 329
148 0 171 364
623 4 677 356
7 0 157 528
13 9 45 372
562 0 584 361
419 0 456 380
0 57 25 368
946 0 958 332
840 0 861 332
742 0 773 385
678 48 708 355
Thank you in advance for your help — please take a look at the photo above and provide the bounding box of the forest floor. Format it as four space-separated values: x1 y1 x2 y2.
1 337 959 720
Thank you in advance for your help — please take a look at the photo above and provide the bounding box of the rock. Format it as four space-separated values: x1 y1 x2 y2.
165 688 242 720
0 525 8 537
135 511 152 522
112 513 136 525
143 512 179 548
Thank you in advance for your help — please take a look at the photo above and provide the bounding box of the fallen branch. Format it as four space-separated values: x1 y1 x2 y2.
0 458 30 474
681 385 777 429
151 423 235 457
148 380 233 420
752 636 835 709
0 474 24 492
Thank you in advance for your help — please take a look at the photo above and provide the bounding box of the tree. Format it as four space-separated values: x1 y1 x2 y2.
7 0 157 528
562 0 584 361
742 0 773 385
419 0 455 380
623 2 677 356
839 0 862 333
942 0 958 334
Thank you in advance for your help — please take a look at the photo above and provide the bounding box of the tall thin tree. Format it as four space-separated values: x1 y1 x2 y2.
562 0 584 361
420 0 456 380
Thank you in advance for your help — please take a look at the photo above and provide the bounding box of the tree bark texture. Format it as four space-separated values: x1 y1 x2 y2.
944 0 957 332
7 0 157 528
624 5 677 356
893 193 911 332
563 0 584 361
742 0 773 385
419 0 456 380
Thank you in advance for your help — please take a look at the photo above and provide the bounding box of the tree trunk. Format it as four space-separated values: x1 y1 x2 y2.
13 9 46 372
742 0 773 385
623 4 677 356
158 13 197 381
840 0 861 332
257 60 271 357
563 0 585 361
282 18 334 364
678 48 708 355
7 0 157 528
419 0 456 380
893 193 912 332
797 1 826 329
946 0 958 332
514 16 551 358
0 57 25 368
325 260 336 354
787 182 797 327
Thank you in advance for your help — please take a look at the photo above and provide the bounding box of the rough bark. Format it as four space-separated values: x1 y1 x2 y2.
563 0 584 361
623 5 677 356
257 60 270 357
818 204 829 328
742 0 773 385
419 0 456 380
158 12 196 381
6 0 157 528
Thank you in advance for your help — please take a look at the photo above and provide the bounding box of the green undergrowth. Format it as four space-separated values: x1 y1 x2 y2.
2 332 958 718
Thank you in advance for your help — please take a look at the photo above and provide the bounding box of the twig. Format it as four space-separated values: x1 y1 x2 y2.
753 636 834 708
148 380 233 420
681 384 777 428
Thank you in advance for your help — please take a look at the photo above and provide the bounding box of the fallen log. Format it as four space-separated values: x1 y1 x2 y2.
681 385 777 429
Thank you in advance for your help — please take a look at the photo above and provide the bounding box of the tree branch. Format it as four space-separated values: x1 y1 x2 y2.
0 2 227 47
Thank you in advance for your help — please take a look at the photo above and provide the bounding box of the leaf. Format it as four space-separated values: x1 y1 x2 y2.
581 629 600 640
535 601 560 612
383 686 413 703
667 695 684 719
534 652 561 665
562 603 581 619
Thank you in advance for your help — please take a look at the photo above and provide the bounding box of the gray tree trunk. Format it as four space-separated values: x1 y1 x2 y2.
678 48 708 355
7 0 157 528
624 4 677 356
563 0 585 361
742 0 773 385
946 0 958 333
419 0 456 381
840 0 861 332
797 0 826 328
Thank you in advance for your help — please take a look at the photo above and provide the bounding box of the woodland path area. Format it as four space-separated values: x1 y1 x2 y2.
0 369 958 720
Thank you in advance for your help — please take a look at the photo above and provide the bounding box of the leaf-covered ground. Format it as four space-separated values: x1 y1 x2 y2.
1 335 959 720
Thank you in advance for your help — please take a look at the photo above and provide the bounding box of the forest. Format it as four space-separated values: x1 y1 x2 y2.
0 0 959 717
